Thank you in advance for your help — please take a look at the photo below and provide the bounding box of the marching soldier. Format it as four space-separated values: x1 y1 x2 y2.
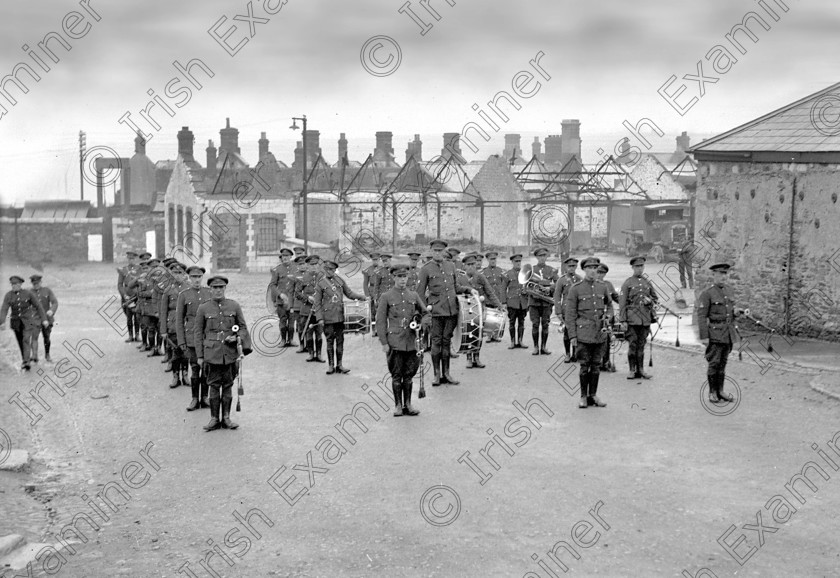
176 266 212 411
406 252 422 291
1 275 48 370
298 255 325 362
195 276 252 431
564 257 612 409
462 253 501 368
160 262 188 388
416 239 477 386
528 247 559 356
270 248 296 347
619 256 659 380
373 254 395 303
118 251 140 342
481 251 505 342
553 257 581 362
314 260 366 375
697 263 744 403
500 254 528 349
377 265 429 416
29 274 58 363
292 257 310 353
596 264 620 372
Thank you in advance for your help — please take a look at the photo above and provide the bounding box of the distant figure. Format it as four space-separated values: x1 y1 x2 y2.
0 275 48 371
29 274 58 363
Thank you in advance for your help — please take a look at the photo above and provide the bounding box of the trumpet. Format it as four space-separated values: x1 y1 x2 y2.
518 264 554 304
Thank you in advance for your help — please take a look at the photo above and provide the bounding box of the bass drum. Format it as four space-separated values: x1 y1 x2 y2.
452 294 483 354
483 307 506 342
266 284 291 315
343 298 372 334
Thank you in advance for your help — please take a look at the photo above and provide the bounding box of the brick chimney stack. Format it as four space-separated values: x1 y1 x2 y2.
676 131 690 153
374 131 394 161
560 119 581 166
504 134 521 161
206 139 217 171
544 135 562 164
219 117 240 155
134 133 146 155
177 126 195 161
405 134 423 163
532 137 541 161
338 133 348 163
304 130 322 165
258 132 269 158
442 132 465 164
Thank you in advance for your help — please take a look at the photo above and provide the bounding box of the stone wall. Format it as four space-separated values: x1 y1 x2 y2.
0 218 102 264
112 211 164 262
694 160 840 341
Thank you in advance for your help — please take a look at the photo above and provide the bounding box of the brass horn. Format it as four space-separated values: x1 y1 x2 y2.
518 264 554 304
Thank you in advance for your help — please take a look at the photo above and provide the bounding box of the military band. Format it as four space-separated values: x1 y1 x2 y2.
481 251 505 342
528 247 559 356
462 253 501 369
314 260 366 375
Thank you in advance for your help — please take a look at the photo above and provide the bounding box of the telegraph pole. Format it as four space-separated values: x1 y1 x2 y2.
79 130 86 201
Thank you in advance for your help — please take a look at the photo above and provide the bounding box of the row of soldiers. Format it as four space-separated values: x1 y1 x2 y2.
0 274 58 370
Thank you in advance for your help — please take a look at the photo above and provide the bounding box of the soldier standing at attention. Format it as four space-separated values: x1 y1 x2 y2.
293 257 310 354
500 254 528 349
553 257 581 362
270 248 296 347
118 251 139 342
373 254 394 304
161 262 188 389
176 266 212 411
314 260 366 375
619 256 659 380
29 274 58 363
377 265 429 416
406 252 422 291
481 251 505 342
130 260 151 351
1 275 48 371
195 276 252 431
596 264 620 373
528 247 559 356
697 263 744 403
416 239 477 386
298 255 325 362
462 253 501 369
565 257 612 409
362 252 381 301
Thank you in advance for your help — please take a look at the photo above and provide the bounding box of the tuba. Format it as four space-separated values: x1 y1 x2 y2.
518 264 554 304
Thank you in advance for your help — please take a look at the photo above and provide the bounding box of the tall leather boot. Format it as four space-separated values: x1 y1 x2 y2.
717 374 734 402
626 353 638 379
532 327 540 355
517 323 525 348
139 328 149 350
431 353 441 386
404 379 419 415
392 378 404 416
540 331 551 355
313 336 325 363
203 398 221 431
335 346 349 374
578 372 589 408
508 324 517 349
326 347 336 374
637 352 652 379
169 360 181 388
187 375 200 411
707 375 720 402
589 372 606 407
221 395 239 429
200 374 209 408
442 355 459 385
472 351 485 368
466 352 474 369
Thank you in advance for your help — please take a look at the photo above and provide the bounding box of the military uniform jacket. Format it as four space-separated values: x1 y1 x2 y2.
314 275 365 324
31 287 58 326
374 267 395 302
467 271 501 308
619 275 659 326
376 287 428 351
362 264 378 298
564 279 613 344
291 275 305 311
176 287 212 348
417 260 472 317
127 274 150 316
407 266 420 292
1 289 46 329
499 269 526 309
481 265 505 305
270 262 296 288
273 272 296 309
553 273 582 316
296 271 324 316
527 263 558 308
160 282 188 335
194 298 252 365
118 265 138 300
697 284 740 344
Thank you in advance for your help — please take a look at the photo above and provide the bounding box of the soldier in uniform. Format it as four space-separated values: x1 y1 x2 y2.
416 239 477 386
118 251 140 342
553 257 581 362
697 263 745 403
373 254 395 303
500 254 528 349
195 276 252 431
314 260 366 374
29 274 58 363
481 251 505 342
447 247 464 272
362 252 381 301
176 266 212 411
462 253 501 368
678 240 695 289
160 262 188 388
130 260 152 350
596 264 620 372
293 247 307 260
406 252 422 291
142 259 165 357
564 257 612 409
528 247 559 356
619 256 659 380
298 255 325 362
292 257 310 353
377 265 429 416
1 275 48 370
270 248 296 347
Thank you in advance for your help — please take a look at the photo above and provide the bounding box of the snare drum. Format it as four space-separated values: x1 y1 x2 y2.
452 294 483 354
483 307 506 341
343 298 372 334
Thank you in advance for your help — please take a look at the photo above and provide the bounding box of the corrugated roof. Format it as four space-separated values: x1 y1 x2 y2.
691 82 840 153
21 200 91 219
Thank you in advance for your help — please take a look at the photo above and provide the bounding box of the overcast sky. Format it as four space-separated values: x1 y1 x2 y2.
0 0 837 204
